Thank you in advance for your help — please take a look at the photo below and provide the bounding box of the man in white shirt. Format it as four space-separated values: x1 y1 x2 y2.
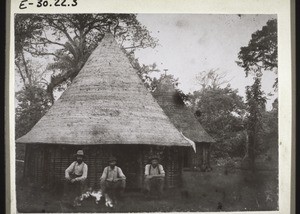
144 156 165 198
63 150 88 206
100 157 126 201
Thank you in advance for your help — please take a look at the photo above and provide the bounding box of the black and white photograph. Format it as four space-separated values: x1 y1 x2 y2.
13 12 280 213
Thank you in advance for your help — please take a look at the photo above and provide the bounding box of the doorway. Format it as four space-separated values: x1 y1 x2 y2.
112 145 143 190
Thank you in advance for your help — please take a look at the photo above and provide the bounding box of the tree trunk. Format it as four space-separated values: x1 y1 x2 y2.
248 132 256 171
242 130 255 171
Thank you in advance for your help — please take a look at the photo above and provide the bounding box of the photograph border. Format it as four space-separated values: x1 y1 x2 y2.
6 0 294 213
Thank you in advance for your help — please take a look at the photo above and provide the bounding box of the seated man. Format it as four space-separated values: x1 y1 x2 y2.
63 150 88 206
100 157 126 201
144 156 165 198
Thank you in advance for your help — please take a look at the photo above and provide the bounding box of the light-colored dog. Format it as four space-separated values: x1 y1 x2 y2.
73 187 113 207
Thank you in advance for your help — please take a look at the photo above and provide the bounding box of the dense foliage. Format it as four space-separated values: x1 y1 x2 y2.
15 85 52 139
236 18 277 170
244 76 267 169
188 84 247 159
237 19 278 89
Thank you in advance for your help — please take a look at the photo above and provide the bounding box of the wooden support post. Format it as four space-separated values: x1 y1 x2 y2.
23 144 30 185
207 144 211 168
202 145 206 167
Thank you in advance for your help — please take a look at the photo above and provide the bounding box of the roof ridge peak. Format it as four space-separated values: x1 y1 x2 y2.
16 32 192 147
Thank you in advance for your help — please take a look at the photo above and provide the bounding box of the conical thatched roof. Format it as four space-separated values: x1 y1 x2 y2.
152 76 215 143
16 34 192 147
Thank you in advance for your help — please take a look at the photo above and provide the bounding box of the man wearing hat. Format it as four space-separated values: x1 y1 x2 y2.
63 150 88 206
144 155 165 198
100 156 126 201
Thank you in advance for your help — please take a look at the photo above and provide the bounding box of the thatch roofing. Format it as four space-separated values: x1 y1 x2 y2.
152 76 215 143
16 33 192 147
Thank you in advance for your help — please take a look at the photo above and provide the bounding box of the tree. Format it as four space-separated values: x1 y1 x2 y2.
15 14 158 103
236 19 278 89
195 69 230 90
15 85 52 139
15 14 44 86
237 19 276 170
188 83 247 159
243 75 267 170
259 98 278 166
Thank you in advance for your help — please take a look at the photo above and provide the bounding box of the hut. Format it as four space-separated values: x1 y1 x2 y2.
16 33 193 190
152 76 215 171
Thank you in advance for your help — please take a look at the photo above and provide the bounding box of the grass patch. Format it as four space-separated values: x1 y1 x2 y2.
16 164 278 212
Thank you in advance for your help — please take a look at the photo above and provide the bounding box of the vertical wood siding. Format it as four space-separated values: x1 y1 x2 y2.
24 144 183 189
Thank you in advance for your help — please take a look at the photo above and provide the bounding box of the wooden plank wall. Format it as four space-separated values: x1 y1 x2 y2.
24 144 183 189
183 143 212 170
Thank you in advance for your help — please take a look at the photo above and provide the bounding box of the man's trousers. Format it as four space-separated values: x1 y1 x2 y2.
62 175 86 203
144 177 164 195
100 179 126 196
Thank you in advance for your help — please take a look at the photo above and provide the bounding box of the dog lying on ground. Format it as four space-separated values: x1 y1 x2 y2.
73 187 114 207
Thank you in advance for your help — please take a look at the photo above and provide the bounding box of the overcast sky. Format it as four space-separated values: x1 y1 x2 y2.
135 14 277 110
